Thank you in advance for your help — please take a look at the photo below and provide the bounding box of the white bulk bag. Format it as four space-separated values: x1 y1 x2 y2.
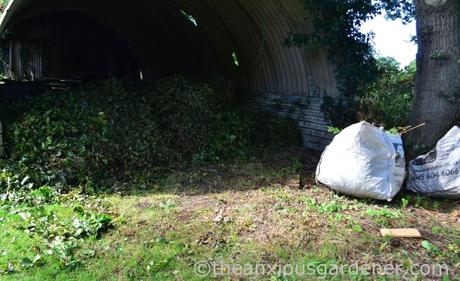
316 121 406 201
408 126 460 199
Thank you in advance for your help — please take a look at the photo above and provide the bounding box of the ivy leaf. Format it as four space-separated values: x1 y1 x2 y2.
20 257 33 268
81 249 95 258
421 240 440 254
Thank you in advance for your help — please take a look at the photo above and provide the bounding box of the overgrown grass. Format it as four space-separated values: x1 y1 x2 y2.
2 153 458 280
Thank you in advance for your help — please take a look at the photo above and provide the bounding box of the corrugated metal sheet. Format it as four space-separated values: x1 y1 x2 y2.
8 41 42 80
0 0 339 150
0 0 339 97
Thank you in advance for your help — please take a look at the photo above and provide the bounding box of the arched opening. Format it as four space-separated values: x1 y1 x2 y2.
3 8 224 81
1 0 339 93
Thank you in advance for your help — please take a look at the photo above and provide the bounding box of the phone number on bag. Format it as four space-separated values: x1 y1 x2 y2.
412 168 459 181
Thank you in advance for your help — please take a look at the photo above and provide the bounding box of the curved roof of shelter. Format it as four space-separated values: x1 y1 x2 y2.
0 0 338 95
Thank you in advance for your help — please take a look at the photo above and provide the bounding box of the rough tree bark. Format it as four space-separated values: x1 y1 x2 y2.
406 0 460 156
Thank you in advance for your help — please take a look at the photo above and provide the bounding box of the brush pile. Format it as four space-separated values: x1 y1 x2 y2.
0 76 301 192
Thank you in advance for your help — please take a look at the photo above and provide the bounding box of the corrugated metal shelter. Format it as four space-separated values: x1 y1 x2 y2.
0 0 339 150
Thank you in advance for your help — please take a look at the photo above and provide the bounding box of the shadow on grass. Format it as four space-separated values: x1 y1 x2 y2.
105 147 321 197
104 145 458 215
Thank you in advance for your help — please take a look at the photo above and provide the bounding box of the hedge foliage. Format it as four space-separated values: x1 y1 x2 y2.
0 76 301 192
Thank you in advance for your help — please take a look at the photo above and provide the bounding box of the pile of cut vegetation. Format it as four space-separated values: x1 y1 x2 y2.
0 76 301 192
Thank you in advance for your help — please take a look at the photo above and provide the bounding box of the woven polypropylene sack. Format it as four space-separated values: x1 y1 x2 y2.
316 122 406 201
408 126 460 199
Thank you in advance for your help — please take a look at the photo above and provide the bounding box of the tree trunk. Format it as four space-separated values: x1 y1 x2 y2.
406 0 460 157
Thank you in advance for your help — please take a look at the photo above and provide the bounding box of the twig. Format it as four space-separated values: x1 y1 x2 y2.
400 123 426 135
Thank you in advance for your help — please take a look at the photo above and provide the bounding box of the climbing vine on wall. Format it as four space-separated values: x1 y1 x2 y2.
284 0 415 127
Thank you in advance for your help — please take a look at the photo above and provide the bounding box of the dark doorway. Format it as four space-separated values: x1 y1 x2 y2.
8 11 140 81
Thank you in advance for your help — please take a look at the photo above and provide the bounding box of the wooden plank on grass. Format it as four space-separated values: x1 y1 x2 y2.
380 229 422 238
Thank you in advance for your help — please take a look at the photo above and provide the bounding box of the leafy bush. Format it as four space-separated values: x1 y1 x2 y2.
0 76 301 191
320 57 415 130
360 57 416 128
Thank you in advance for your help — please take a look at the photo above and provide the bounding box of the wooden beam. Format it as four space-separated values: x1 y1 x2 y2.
380 229 422 238
0 122 4 157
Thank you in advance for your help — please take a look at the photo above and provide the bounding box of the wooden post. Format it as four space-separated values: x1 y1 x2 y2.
0 122 4 157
